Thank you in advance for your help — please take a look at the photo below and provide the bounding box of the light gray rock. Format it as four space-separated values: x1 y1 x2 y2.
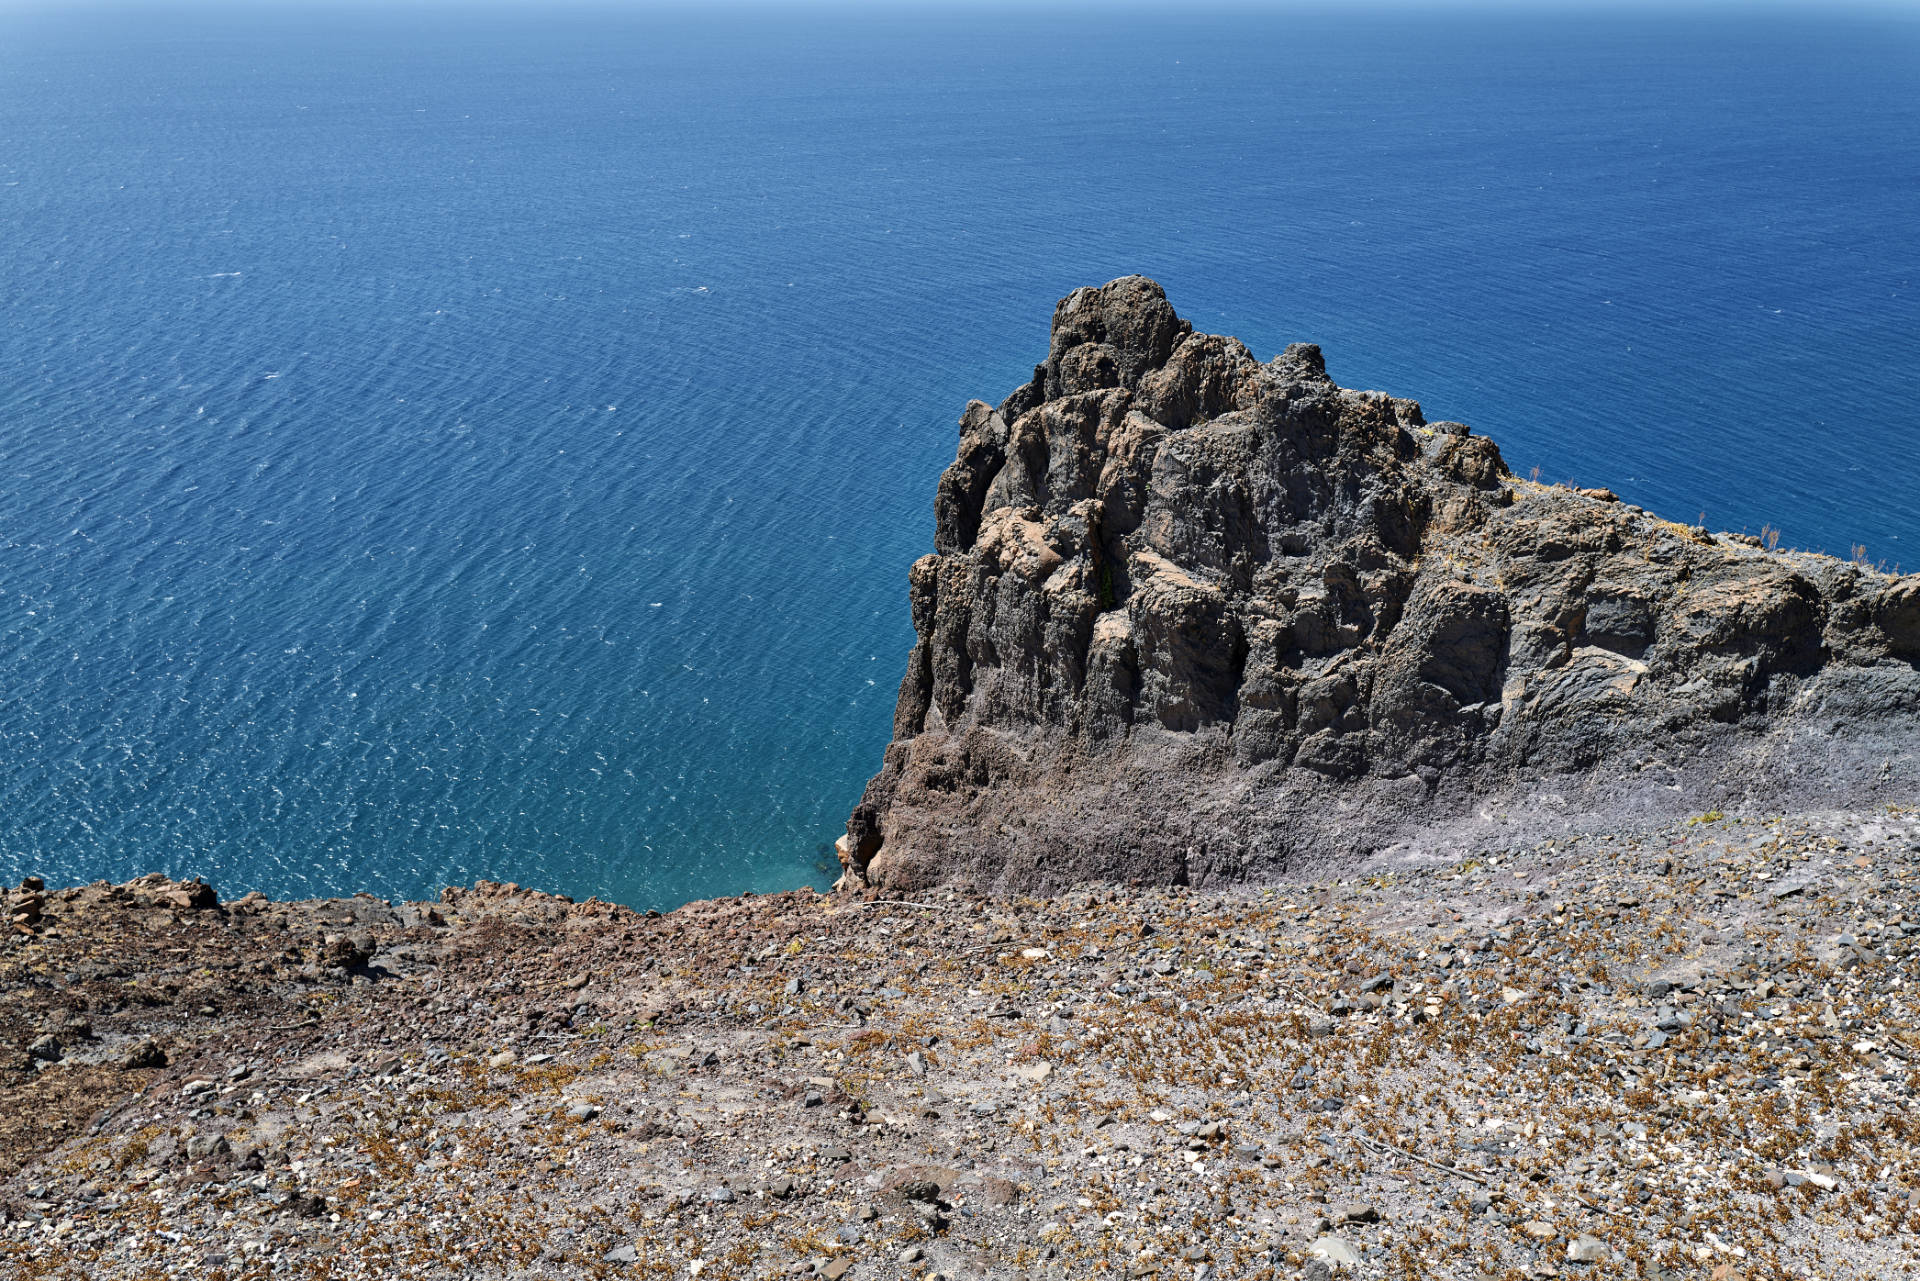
1307 1235 1360 1269
1567 1234 1608 1262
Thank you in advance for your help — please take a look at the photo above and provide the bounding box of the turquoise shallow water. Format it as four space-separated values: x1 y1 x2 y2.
1 6 1916 908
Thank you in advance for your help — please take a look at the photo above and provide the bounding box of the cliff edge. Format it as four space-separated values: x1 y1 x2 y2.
842 277 1920 891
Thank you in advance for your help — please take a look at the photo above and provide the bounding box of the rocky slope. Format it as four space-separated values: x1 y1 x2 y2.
842 278 1920 892
5 810 1920 1280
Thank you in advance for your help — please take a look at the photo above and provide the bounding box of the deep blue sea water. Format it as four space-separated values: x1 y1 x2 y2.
2 5 1917 909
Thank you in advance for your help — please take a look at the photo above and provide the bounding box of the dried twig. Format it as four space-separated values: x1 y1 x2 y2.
1351 1133 1491 1187
1268 977 1320 1006
1353 1134 1619 1218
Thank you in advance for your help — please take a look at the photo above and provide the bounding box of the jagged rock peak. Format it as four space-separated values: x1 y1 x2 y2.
842 278 1920 893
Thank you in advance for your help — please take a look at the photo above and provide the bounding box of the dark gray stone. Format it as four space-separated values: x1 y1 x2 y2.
842 277 1920 893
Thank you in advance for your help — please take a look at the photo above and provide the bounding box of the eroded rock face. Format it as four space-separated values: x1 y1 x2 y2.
843 277 1920 892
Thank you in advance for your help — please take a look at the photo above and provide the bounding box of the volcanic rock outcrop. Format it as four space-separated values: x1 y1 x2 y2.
841 277 1920 891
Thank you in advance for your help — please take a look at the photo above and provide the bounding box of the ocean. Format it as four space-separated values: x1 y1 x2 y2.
2 4 1916 909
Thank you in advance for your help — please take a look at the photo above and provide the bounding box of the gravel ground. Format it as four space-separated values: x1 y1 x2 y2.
4 806 1919 1281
